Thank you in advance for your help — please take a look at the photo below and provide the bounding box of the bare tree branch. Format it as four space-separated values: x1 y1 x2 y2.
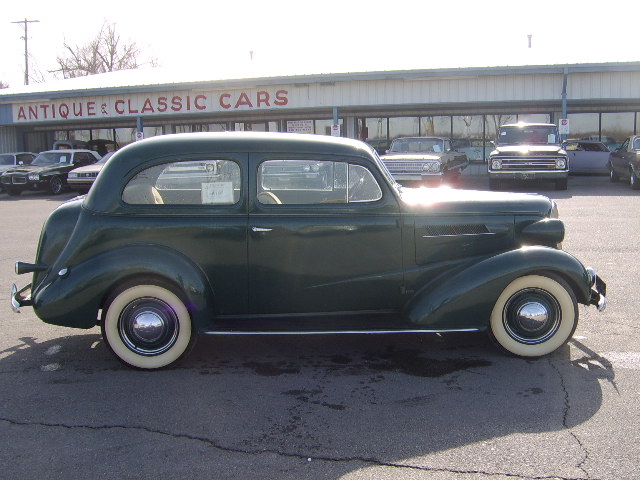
53 22 152 79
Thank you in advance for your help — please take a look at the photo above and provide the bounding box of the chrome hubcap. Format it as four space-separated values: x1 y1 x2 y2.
515 302 549 333
119 297 179 355
503 288 561 344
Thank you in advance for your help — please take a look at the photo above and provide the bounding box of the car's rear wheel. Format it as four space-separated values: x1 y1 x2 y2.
49 176 64 195
102 283 194 369
489 275 577 357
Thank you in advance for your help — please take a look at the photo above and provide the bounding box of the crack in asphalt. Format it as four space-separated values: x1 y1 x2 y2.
0 417 596 480
549 358 590 478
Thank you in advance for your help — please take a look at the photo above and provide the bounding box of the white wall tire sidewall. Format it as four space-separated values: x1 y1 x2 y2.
104 285 192 369
490 275 576 357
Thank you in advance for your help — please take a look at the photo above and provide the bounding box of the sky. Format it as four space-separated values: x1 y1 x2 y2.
1 0 639 89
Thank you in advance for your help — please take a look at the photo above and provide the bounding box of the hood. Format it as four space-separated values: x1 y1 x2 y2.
4 164 70 175
400 186 555 216
493 145 564 155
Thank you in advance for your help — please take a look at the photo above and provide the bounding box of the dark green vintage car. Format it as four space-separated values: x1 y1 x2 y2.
12 132 606 369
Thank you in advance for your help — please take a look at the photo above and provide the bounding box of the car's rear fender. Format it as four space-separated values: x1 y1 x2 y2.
402 246 592 330
32 244 215 331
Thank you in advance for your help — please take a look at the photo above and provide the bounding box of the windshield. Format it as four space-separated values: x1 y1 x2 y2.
497 125 559 145
0 155 14 166
389 138 445 153
32 152 72 166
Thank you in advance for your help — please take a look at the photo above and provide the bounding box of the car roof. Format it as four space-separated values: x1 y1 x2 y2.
84 132 375 213
39 149 98 154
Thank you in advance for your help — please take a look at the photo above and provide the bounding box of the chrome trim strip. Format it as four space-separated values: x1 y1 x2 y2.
202 328 481 335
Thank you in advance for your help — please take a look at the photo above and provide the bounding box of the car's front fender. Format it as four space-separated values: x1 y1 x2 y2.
402 246 592 330
32 244 215 331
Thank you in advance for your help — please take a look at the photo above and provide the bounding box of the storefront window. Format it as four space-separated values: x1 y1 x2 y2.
389 117 419 140
453 116 491 162
602 112 635 150
364 117 388 153
315 119 343 136
486 115 516 141
566 113 599 141
421 116 450 136
517 114 551 123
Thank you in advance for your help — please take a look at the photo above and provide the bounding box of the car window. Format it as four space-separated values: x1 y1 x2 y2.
16 154 35 164
257 159 382 205
633 138 640 150
123 159 241 205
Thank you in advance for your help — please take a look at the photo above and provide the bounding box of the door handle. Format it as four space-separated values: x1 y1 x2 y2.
251 227 273 233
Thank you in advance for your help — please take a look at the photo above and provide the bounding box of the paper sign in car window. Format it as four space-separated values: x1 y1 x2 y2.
202 182 234 204
59 156 68 163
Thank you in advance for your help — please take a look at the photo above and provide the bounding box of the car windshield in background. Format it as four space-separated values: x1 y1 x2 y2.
32 152 72 166
0 155 14 166
498 126 559 145
389 138 445 153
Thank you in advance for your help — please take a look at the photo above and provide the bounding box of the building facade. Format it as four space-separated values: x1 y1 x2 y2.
1 62 639 159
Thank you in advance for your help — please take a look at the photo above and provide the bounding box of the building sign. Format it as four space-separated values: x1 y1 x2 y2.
286 120 313 134
12 89 290 123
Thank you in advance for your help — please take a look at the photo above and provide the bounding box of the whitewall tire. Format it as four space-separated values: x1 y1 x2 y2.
490 275 577 357
102 284 193 369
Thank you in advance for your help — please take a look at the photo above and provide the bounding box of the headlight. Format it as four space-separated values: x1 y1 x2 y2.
68 172 77 178
28 173 39 181
422 162 440 172
556 158 567 169
491 159 502 170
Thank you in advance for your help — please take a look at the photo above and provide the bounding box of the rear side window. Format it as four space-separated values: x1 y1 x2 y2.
257 159 382 205
123 159 241 205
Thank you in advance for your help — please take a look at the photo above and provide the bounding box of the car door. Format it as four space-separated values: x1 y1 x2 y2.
610 137 630 176
248 154 403 316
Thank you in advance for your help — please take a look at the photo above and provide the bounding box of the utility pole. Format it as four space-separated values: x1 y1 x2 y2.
11 18 40 85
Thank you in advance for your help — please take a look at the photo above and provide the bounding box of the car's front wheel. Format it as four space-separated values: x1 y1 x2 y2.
609 165 619 182
489 275 577 357
102 283 194 369
49 176 64 195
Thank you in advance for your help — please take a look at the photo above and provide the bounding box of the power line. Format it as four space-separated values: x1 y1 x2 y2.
11 18 40 85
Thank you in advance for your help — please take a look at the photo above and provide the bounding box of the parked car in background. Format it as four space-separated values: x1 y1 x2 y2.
489 123 569 190
11 132 605 369
53 139 87 150
67 151 115 193
381 136 468 184
0 152 37 192
85 139 119 156
581 135 620 151
608 135 640 189
1 149 101 195
0 152 36 171
563 140 611 175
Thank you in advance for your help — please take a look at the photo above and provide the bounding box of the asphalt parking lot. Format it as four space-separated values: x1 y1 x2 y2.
0 175 638 480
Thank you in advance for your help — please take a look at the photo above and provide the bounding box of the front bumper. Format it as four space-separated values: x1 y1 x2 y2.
586 268 607 312
488 170 568 180
11 283 32 313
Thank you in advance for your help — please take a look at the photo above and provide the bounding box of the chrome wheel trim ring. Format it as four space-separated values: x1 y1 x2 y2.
503 288 561 345
118 297 180 356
